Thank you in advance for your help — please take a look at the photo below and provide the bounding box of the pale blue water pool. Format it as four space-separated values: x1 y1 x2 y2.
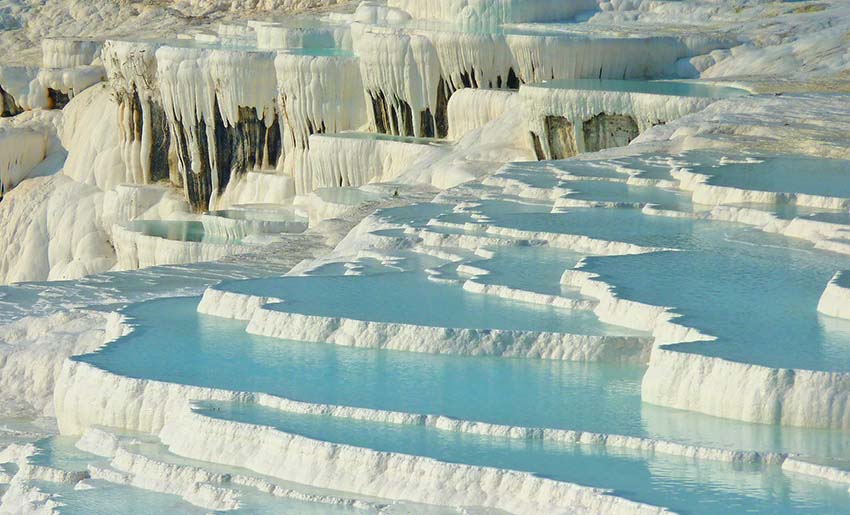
562 180 692 210
126 220 232 244
312 187 382 205
76 296 646 435
27 436 363 515
464 246 586 297
278 46 353 57
194 402 850 515
728 203 850 224
30 436 109 472
584 244 850 371
202 207 308 237
786 209 850 225
32 480 211 515
206 207 306 224
373 198 550 229
410 199 548 229
694 153 850 199
490 163 569 188
76 296 850 459
216 270 629 335
436 201 698 244
372 201 454 227
455 203 850 372
529 79 750 98
550 159 637 180
305 253 430 276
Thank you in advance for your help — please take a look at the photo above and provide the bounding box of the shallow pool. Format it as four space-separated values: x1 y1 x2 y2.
312 187 382 205
529 79 750 98
126 220 231 245
77 297 850 459
562 180 692 210
195 402 850 515
33 480 211 515
202 207 308 238
218 270 630 335
440 203 850 372
464 245 586 297
696 153 850 199
26 435 367 515
79 296 644 432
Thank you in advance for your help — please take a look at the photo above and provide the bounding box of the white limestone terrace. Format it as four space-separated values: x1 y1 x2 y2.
350 13 734 141
201 205 309 240
302 132 448 193
0 0 353 66
472 149 850 432
0 188 429 447
111 221 248 271
6 143 850 510
46 370 849 514
0 124 49 199
0 427 424 514
43 194 850 515
181 96 850 438
521 79 751 160
0 0 836 266
0 254 651 514
41 272 848 513
213 17 354 51
587 0 850 87
4 1 850 513
672 156 850 211
100 36 365 211
819 272 850 321
36 0 821 237
387 0 602 30
0 37 105 117
0 260 308 433
0 5 347 140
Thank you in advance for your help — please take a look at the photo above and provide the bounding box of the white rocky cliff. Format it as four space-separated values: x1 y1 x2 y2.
2 1 850 514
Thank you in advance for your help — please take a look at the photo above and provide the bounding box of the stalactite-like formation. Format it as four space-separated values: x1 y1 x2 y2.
0 86 22 117
581 114 640 153
544 115 577 159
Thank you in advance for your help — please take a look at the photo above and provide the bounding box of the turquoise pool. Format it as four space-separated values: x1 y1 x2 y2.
529 79 750 98
26 436 360 515
126 220 231 244
697 154 850 199
76 297 850 459
428 202 850 372
194 401 850 515
218 270 633 335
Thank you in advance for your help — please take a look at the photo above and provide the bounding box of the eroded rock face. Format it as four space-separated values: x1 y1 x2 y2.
545 115 577 159
369 89 412 136
530 131 546 160
138 93 171 184
113 89 174 185
367 70 515 140
46 88 70 110
171 104 282 212
419 78 450 139
0 86 23 117
582 113 639 153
